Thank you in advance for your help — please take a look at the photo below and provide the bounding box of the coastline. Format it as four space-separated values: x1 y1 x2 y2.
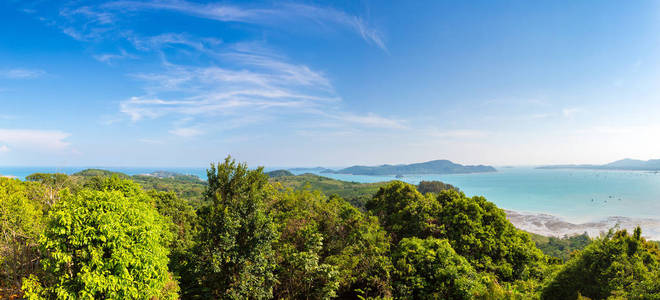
506 210 660 240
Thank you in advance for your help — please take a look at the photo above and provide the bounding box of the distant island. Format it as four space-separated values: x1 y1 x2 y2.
321 159 496 175
287 167 334 173
538 158 660 171
265 169 295 177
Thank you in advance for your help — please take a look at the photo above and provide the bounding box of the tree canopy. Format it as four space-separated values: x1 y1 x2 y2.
3 158 659 299
22 182 175 299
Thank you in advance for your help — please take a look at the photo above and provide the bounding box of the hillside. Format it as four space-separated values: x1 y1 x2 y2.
265 169 295 177
324 159 496 175
71 169 207 208
269 173 385 207
538 158 660 171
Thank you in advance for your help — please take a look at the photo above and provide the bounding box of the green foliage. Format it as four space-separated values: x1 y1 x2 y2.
22 186 175 299
132 175 206 209
542 227 660 300
0 178 46 297
148 190 197 289
25 172 77 205
72 169 130 179
366 181 443 243
436 190 546 281
392 237 486 299
272 224 340 300
367 183 546 283
529 232 591 262
10 160 660 299
271 173 384 208
270 188 393 299
191 157 277 299
417 180 459 195
69 169 207 209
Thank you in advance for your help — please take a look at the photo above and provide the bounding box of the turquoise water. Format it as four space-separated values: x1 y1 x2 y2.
3 166 660 224
291 167 660 224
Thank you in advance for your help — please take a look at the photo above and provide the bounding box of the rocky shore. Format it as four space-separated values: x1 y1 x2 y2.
506 210 660 240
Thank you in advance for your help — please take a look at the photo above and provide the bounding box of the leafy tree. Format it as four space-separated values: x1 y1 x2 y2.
22 187 175 299
273 225 340 300
366 181 442 243
436 190 546 281
417 180 459 195
320 196 393 298
81 174 144 198
271 188 393 299
392 237 486 299
367 183 546 282
148 190 197 295
191 157 277 299
529 232 591 262
541 227 660 300
0 178 46 298
25 173 76 205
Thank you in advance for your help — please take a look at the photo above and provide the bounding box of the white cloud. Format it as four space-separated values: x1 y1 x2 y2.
0 68 46 79
0 145 9 153
335 113 406 129
34 1 398 138
93 49 137 64
169 127 203 137
0 129 71 150
100 0 386 50
119 48 339 122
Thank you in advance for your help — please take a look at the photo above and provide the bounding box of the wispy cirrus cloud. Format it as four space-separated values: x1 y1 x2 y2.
119 48 339 123
93 49 137 65
23 0 397 138
100 0 386 50
334 112 407 129
0 68 46 79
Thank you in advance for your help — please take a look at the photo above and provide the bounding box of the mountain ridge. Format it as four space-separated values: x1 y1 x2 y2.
538 158 660 171
321 159 496 175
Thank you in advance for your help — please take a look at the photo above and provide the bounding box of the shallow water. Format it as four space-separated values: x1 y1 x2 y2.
290 167 660 224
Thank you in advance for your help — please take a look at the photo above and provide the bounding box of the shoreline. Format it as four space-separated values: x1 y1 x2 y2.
506 210 660 240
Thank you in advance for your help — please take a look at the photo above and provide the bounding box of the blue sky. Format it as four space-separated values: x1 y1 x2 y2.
2 0 660 167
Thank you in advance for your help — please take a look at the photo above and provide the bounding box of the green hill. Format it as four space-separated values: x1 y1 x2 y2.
265 169 295 177
326 159 496 175
270 173 385 207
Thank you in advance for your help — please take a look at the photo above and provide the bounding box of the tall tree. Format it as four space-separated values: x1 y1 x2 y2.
0 178 46 298
191 156 277 299
366 181 442 243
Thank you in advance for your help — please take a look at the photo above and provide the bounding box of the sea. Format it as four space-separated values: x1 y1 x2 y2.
3 166 660 238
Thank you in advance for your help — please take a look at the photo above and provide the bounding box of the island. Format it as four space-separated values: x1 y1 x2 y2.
321 159 496 175
538 158 660 171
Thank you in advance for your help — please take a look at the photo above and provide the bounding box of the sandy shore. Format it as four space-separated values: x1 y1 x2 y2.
506 210 660 240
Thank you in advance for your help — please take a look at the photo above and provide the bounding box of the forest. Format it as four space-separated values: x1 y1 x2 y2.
2 156 660 299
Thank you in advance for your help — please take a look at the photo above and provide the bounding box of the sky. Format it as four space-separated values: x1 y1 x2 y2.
2 0 660 167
